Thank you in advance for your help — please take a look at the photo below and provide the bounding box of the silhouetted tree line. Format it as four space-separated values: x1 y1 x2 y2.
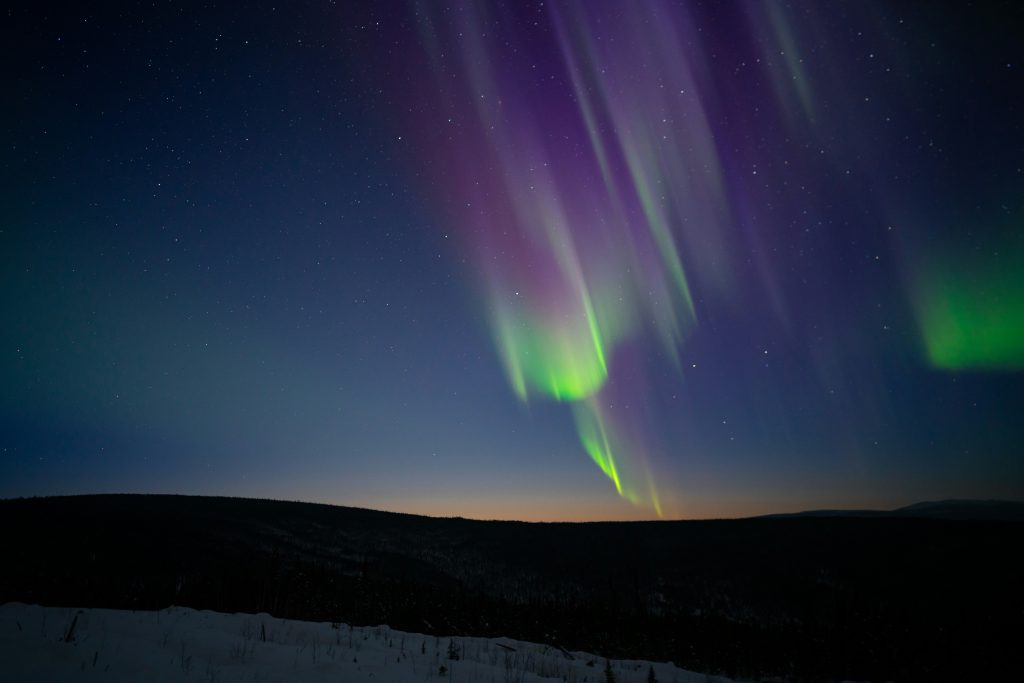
2 494 1021 682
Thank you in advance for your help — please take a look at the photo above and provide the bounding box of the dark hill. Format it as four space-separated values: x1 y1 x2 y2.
2 494 1021 682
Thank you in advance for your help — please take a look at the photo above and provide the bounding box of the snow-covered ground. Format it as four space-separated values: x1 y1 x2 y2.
0 603 732 683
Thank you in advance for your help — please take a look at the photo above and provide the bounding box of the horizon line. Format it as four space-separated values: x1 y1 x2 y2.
4 491 1019 524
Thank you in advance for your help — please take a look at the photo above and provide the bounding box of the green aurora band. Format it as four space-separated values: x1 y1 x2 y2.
914 243 1024 371
485 226 694 514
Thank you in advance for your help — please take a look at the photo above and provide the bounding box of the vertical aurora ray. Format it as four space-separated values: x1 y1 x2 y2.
388 0 858 513
573 391 664 517
392 0 751 512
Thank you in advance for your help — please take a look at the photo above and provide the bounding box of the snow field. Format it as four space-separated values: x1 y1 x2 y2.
0 603 732 683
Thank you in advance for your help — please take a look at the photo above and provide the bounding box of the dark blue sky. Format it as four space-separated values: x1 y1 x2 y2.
2 1 1022 519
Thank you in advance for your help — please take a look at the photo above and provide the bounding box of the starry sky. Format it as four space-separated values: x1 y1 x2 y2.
2 1 1022 520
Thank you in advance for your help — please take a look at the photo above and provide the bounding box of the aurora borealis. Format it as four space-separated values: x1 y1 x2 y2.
2 1 1022 519
403 0 734 510
911 239 1024 371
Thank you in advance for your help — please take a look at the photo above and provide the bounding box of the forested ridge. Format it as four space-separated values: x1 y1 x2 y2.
2 494 1020 681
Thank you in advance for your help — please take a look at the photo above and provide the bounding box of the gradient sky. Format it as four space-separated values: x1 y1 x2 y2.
2 1 1022 521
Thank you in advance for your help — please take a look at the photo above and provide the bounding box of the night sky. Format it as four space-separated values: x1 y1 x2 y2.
2 1 1022 520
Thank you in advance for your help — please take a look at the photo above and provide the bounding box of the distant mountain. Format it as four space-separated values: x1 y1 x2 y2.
893 499 1024 521
763 499 1024 522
